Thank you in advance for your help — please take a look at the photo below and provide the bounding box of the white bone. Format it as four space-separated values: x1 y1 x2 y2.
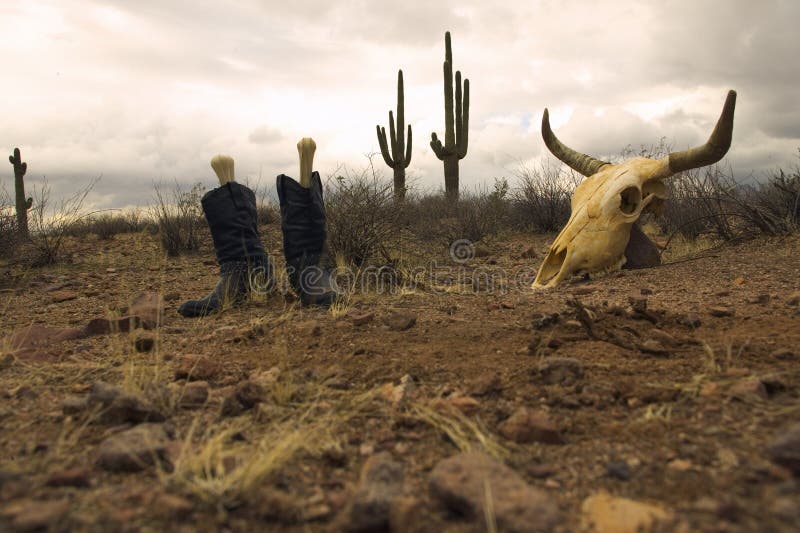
210 154 235 186
297 138 316 188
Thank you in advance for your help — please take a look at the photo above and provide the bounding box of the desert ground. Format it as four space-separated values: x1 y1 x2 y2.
1 225 799 532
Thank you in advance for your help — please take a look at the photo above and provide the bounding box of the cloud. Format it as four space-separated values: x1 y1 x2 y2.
0 0 797 208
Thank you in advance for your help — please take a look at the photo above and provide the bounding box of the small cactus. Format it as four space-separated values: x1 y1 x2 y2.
9 147 31 238
376 69 412 200
430 31 469 201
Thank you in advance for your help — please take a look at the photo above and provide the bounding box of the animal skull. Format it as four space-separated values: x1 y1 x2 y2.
533 90 736 289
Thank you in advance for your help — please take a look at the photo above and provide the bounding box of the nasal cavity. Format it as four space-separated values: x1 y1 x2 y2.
619 186 642 215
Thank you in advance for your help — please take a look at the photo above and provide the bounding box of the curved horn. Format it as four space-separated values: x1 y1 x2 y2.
541 108 610 177
668 90 736 174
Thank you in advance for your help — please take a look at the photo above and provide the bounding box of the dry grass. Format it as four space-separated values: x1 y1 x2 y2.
412 403 508 460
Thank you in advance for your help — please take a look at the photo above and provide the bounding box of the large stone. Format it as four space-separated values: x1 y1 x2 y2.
429 452 559 532
580 491 673 533
344 452 405 532
9 499 70 532
174 354 221 381
536 357 584 385
88 382 165 424
499 408 564 445
96 423 172 472
767 423 800 475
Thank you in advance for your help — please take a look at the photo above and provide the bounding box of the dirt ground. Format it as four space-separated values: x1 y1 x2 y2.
1 228 799 532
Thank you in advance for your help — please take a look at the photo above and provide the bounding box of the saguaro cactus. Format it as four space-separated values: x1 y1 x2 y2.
376 69 412 200
430 31 469 201
9 147 32 238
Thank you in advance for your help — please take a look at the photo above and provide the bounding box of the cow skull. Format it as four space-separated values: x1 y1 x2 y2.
532 90 736 289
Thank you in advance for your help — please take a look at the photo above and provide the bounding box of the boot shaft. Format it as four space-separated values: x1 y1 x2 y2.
201 182 265 264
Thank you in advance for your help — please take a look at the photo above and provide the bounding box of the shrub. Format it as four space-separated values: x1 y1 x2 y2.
324 157 402 268
24 178 97 266
508 162 576 232
151 182 207 256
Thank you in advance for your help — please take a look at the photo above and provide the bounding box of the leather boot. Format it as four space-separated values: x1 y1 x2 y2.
179 182 274 317
276 171 337 307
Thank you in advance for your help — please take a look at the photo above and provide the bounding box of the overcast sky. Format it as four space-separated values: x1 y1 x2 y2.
1 0 798 209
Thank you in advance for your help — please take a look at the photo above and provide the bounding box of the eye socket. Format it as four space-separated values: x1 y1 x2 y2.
619 186 642 215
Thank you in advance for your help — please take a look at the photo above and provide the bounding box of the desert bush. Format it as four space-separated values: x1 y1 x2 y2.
659 157 800 241
324 157 403 267
400 179 510 247
65 209 149 240
508 162 576 232
25 178 97 266
151 182 207 256
0 187 17 258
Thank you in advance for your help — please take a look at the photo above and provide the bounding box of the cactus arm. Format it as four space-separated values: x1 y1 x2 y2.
430 132 446 159
404 125 412 167
458 78 470 159
377 125 395 167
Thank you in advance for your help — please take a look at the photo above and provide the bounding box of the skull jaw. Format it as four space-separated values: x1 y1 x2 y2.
531 226 632 289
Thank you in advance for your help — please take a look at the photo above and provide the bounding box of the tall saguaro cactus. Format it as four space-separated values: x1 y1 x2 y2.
430 31 469 201
9 147 32 238
376 69 412 200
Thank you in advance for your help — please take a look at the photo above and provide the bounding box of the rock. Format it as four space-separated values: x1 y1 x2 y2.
384 312 417 332
606 461 631 481
221 381 266 417
728 379 768 401
499 407 564 445
88 382 165 424
164 291 181 302
639 339 669 356
767 423 800 475
296 320 322 337
154 493 194 519
677 314 701 328
344 452 404 532
379 374 415 409
12 385 38 400
174 354 220 381
429 452 559 533
96 423 172 472
648 329 677 346
759 373 788 395
581 491 673 533
176 381 209 409
468 373 502 397
786 292 800 306
130 292 165 328
771 348 795 360
350 312 375 326
709 306 734 317
10 499 70 532
431 395 481 416
45 467 91 488
61 396 89 416
519 244 537 259
51 290 78 303
6 324 87 351
85 316 144 335
134 335 155 353
533 313 560 330
536 357 584 385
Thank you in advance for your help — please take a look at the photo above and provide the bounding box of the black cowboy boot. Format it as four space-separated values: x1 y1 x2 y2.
277 172 337 307
179 182 274 317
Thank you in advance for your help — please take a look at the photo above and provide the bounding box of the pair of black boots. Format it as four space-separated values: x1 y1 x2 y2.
178 173 336 317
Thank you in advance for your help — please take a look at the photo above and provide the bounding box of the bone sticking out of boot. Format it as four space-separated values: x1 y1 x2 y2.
297 137 316 188
211 154 235 186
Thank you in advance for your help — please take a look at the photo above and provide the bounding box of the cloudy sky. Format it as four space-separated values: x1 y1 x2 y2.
1 0 798 209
